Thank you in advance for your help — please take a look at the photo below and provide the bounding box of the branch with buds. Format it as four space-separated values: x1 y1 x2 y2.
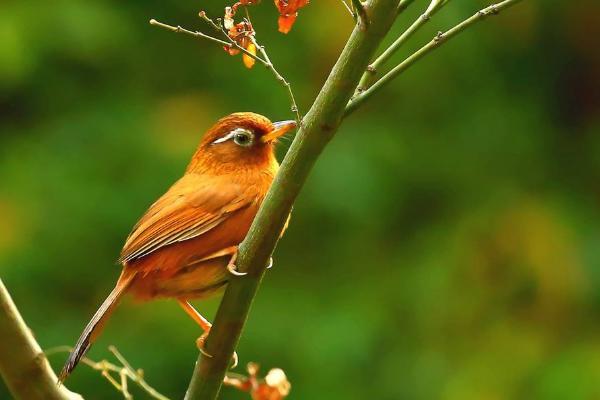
149 7 301 124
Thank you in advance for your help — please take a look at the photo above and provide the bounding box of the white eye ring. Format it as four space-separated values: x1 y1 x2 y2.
212 128 255 147
233 129 254 147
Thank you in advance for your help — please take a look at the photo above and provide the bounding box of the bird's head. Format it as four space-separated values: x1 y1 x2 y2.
187 112 296 174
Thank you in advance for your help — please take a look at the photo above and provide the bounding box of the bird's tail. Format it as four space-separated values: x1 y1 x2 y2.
58 271 135 383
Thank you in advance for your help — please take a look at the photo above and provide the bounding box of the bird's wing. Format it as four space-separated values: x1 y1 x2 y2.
118 174 251 264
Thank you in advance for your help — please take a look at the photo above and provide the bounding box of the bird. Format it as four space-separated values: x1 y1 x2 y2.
59 112 296 382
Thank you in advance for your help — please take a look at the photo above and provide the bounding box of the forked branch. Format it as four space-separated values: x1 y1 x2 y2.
45 346 170 400
356 0 450 93
346 0 524 115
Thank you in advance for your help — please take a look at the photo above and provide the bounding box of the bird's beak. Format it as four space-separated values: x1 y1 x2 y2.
261 120 297 143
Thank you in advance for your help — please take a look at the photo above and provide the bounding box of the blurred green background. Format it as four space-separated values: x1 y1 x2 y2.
1 0 599 399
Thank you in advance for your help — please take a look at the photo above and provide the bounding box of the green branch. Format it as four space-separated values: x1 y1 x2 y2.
183 0 400 398
397 0 416 14
356 0 450 93
346 0 524 116
0 279 83 400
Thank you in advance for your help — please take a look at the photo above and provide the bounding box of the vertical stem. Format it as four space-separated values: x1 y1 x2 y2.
0 279 83 400
184 0 399 398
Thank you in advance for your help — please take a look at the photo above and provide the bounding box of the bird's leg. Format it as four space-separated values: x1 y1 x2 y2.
177 300 238 368
178 300 212 357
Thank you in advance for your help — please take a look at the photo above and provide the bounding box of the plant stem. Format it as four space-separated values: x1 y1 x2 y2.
356 0 449 93
151 16 301 123
340 0 355 18
0 280 83 400
149 19 268 66
346 0 524 116
184 0 400 398
250 37 302 123
149 19 232 49
45 346 170 400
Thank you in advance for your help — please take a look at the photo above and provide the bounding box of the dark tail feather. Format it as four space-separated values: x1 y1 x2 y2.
58 272 135 383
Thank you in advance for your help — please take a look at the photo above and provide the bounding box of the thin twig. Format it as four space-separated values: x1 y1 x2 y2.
120 369 132 400
151 15 301 123
109 346 170 400
346 0 524 116
200 11 302 123
109 345 135 373
150 18 268 66
340 0 355 18
356 0 450 93
45 346 171 400
101 368 123 394
251 37 302 123
149 19 231 48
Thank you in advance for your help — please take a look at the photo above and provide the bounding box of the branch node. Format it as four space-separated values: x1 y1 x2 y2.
351 0 370 27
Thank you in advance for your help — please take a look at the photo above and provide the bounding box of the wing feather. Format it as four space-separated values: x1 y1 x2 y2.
118 174 250 264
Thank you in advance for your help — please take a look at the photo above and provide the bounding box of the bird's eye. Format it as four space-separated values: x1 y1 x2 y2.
233 130 254 147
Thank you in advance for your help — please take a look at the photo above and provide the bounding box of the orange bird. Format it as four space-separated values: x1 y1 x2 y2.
59 112 296 381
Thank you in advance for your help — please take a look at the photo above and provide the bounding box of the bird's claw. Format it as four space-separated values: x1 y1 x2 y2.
227 256 273 275
227 262 248 276
196 333 239 369
227 250 247 276
230 350 239 369
196 333 213 358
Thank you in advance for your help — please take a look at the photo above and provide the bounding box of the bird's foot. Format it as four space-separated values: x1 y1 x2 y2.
228 256 273 275
196 331 213 358
227 262 247 276
196 333 238 369
227 250 247 276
